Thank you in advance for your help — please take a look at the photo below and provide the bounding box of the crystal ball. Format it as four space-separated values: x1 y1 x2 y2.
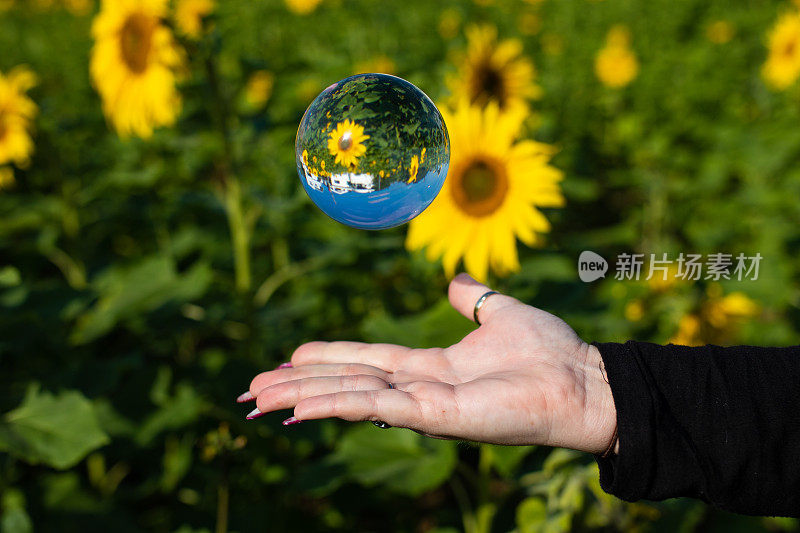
296 73 450 230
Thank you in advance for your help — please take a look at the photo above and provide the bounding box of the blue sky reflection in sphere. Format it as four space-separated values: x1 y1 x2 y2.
296 74 450 230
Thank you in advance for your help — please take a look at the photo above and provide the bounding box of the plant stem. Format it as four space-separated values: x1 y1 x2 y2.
44 247 86 289
449 475 476 533
452 448 499 533
474 445 497 533
253 251 335 307
224 176 251 293
215 478 229 533
204 47 252 294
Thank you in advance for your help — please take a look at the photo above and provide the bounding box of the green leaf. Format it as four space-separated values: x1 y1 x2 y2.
293 455 348 496
402 122 420 136
361 298 474 349
1 489 32 533
542 448 581 475
91 399 136 438
136 383 206 446
161 435 193 492
71 256 212 344
516 497 547 533
41 472 104 513
558 474 585 513
483 444 535 477
0 266 21 287
332 424 457 496
0 386 109 469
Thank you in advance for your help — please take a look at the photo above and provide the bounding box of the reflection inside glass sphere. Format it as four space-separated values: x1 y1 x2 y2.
296 73 450 230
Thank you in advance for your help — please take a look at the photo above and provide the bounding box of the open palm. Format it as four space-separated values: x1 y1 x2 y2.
244 274 617 454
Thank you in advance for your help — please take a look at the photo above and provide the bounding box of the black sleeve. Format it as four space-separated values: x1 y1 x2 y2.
592 341 800 517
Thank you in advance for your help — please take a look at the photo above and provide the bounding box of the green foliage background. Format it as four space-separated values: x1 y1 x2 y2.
2 0 800 531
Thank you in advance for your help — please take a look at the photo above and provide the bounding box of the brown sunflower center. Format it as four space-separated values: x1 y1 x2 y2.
120 13 155 74
0 107 12 143
783 39 797 58
471 61 507 108
451 158 509 217
338 131 353 151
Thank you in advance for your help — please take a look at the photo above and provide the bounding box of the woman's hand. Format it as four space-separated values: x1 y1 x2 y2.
242 273 618 455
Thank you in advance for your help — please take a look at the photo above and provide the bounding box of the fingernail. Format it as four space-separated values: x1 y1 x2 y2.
236 391 255 403
282 416 302 426
275 362 293 369
246 408 265 420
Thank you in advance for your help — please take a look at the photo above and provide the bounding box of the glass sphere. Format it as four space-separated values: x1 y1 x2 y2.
296 73 450 230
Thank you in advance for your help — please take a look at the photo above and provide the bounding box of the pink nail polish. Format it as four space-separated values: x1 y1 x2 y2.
246 408 265 420
236 391 255 403
282 416 302 426
276 362 293 369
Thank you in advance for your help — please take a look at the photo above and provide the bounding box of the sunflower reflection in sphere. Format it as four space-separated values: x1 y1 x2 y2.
327 119 369 168
296 74 450 230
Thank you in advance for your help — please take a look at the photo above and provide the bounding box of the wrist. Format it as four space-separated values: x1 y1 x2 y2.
580 343 619 455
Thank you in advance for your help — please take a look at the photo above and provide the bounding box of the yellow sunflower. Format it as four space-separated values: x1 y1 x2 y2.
0 65 37 169
449 25 541 117
244 70 274 109
90 0 185 138
327 119 369 168
406 101 563 282
595 25 639 88
353 55 396 75
670 286 760 346
704 287 760 329
762 10 800 90
407 154 419 183
174 0 215 39
624 299 644 322
285 0 321 15
670 314 702 346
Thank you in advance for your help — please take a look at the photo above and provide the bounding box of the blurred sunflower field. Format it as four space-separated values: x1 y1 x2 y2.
3 0 800 531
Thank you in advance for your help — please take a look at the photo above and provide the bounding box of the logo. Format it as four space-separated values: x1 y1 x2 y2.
578 251 608 282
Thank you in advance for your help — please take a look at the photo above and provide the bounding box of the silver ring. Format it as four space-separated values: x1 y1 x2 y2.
473 291 499 325
373 382 394 428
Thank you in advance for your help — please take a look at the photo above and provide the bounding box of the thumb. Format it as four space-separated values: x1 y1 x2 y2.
448 273 518 325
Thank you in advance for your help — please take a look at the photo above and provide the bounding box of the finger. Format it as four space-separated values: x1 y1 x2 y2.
249 363 390 397
293 389 423 428
291 341 411 372
448 272 518 325
254 375 392 414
